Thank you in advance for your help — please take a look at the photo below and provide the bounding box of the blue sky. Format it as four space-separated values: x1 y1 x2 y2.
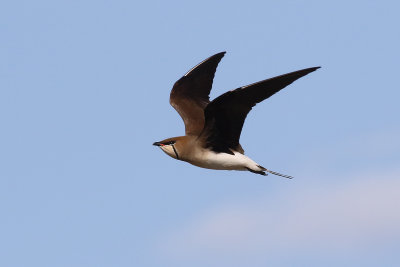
1 0 399 266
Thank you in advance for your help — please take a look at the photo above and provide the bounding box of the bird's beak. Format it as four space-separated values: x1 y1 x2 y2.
153 142 161 146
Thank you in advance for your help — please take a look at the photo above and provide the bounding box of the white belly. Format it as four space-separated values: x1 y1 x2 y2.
188 150 259 171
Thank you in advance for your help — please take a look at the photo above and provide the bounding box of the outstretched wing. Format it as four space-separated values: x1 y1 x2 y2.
200 67 320 154
170 52 226 136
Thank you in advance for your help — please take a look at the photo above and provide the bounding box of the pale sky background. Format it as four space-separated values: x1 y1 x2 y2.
1 1 400 266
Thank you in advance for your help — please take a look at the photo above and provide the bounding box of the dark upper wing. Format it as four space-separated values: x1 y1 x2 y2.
170 52 226 136
200 67 320 154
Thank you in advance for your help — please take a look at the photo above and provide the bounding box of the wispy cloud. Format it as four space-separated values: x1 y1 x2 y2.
160 169 400 265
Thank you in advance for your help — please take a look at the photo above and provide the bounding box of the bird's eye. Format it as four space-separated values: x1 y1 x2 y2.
163 141 176 145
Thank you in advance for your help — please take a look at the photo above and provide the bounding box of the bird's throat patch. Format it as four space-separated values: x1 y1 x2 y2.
171 144 180 160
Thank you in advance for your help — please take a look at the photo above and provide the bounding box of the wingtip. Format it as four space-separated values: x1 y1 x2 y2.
308 66 320 70
214 51 226 58
303 66 321 74
182 51 226 77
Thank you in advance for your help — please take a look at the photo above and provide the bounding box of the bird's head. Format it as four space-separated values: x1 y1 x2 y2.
153 137 183 160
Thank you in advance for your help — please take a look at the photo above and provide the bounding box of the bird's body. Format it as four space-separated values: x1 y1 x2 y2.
153 52 319 177
158 135 260 171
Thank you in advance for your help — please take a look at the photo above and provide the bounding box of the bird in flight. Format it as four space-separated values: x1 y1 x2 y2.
153 52 319 178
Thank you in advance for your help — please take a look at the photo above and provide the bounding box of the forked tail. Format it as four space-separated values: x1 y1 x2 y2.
257 165 293 179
